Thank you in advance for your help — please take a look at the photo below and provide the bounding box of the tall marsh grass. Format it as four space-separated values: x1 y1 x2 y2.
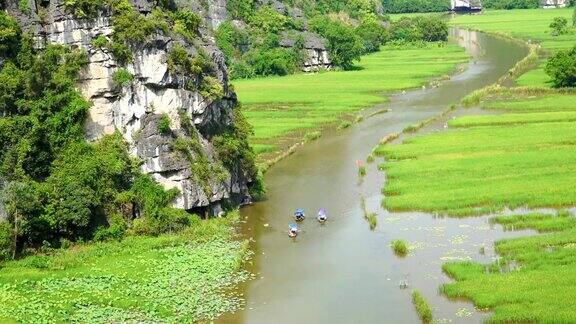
360 197 377 230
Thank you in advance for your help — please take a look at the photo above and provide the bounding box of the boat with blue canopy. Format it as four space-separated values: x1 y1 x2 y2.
294 208 306 221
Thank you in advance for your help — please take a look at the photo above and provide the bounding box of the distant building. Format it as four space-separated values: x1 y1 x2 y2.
540 0 569 8
451 0 482 12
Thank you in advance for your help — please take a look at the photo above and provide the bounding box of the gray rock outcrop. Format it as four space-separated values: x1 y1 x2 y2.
280 32 332 71
4 0 253 214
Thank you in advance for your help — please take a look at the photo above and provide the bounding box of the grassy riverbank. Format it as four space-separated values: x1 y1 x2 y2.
0 213 250 323
233 42 468 159
450 8 574 87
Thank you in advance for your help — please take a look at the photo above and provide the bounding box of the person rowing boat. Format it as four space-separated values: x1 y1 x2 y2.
288 223 299 237
317 208 327 223
294 208 305 222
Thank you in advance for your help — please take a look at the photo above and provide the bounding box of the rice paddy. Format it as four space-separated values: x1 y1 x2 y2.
441 211 576 322
0 213 250 322
377 94 576 216
233 43 468 158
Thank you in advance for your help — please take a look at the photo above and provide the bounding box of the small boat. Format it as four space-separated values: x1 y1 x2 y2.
317 208 328 223
294 208 306 222
288 223 299 237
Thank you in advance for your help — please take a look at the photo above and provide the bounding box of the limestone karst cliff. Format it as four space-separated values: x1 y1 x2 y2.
2 0 257 215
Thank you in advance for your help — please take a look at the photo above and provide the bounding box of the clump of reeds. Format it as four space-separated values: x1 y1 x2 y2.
391 239 408 257
360 196 377 230
412 290 433 323
379 132 400 145
358 165 366 177
366 153 375 163
461 84 503 107
304 131 322 142
338 121 352 130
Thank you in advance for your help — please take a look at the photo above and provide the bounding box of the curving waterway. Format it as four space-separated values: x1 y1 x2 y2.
221 28 529 324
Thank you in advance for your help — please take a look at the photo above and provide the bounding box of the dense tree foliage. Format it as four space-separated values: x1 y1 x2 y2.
219 0 391 76
0 18 190 257
218 0 449 76
310 16 364 69
482 0 538 9
390 16 448 42
549 16 569 35
545 45 576 87
382 0 450 13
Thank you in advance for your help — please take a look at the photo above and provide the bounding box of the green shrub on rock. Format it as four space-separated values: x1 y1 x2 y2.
157 113 171 134
112 68 133 87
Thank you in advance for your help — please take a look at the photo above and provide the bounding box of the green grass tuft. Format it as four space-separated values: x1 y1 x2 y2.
412 290 433 323
391 239 408 257
304 131 322 142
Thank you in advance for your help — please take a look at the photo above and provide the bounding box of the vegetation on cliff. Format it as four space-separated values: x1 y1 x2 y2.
0 2 256 321
0 0 257 259
217 0 449 79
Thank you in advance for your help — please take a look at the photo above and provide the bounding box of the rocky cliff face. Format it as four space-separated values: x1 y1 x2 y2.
4 0 254 215
187 0 332 71
280 32 331 72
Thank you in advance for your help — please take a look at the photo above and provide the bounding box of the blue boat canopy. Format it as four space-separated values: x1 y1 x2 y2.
289 223 298 230
295 208 304 215
318 208 326 216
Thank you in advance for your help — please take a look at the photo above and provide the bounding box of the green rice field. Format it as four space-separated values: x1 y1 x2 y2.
376 94 576 216
233 43 468 156
442 211 576 322
450 8 575 87
378 90 576 320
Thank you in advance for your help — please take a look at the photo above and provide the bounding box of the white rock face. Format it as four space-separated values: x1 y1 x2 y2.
7 0 252 213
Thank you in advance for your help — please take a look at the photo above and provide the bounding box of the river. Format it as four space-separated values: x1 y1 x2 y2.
220 28 529 324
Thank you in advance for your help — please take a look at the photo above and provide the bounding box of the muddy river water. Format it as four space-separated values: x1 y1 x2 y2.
220 28 529 323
